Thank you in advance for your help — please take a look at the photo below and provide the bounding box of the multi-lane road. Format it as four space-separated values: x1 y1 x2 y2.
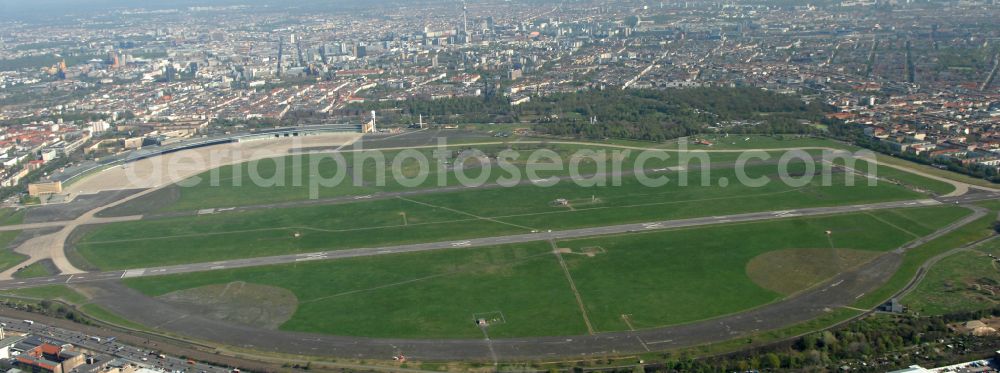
0 315 231 373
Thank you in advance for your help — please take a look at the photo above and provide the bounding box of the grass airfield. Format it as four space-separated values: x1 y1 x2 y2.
121 205 971 339
76 156 929 270
53 136 982 342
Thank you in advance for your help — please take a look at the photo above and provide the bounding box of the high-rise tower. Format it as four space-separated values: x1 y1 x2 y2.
461 1 470 43
276 38 284 77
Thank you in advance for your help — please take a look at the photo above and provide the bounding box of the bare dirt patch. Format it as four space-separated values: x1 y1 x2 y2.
746 248 881 296
556 246 605 257
157 281 298 329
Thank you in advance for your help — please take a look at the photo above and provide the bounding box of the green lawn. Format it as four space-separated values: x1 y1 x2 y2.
903 248 1000 315
127 241 587 339
77 161 930 270
123 206 967 339
556 207 963 332
0 285 88 304
78 304 153 332
863 207 971 238
115 142 939 214
660 135 844 150
403 161 929 231
0 285 150 331
854 202 1000 310
874 153 1000 190
0 231 27 273
0 208 25 226
836 156 956 196
12 261 56 278
139 144 694 212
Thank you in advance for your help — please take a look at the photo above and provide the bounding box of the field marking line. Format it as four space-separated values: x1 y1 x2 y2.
549 240 595 335
863 212 922 239
824 234 846 270
621 314 636 331
396 196 536 230
635 335 651 352
645 339 673 345
878 208 941 233
479 325 500 366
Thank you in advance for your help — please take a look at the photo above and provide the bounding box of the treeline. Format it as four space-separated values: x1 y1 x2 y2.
525 90 696 140
0 298 89 325
635 307 1000 372
346 87 832 142
527 88 832 142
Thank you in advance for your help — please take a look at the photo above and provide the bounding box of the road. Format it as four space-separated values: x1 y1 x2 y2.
0 197 952 291
0 315 230 373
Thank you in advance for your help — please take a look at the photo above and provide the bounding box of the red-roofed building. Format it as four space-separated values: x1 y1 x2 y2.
15 343 84 373
336 69 384 77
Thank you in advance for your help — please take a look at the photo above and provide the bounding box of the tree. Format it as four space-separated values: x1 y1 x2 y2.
764 353 782 369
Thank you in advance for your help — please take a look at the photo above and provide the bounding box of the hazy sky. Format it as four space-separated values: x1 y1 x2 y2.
0 0 378 21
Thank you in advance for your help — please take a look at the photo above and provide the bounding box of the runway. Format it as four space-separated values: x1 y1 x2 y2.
0 197 949 291
60 204 989 361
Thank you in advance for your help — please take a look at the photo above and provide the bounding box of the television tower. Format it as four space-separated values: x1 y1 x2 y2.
461 0 469 43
